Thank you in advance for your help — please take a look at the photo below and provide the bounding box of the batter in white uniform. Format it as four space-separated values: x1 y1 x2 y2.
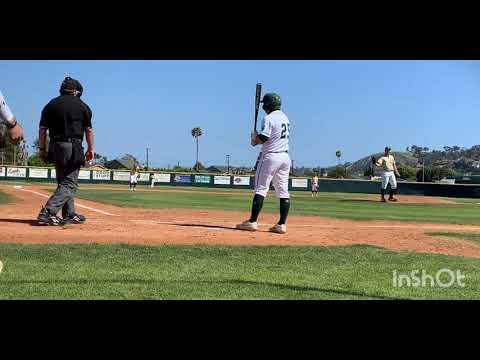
237 92 291 234
0 90 24 144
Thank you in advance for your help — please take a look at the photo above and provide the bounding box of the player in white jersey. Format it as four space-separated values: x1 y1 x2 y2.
312 174 319 197
237 93 291 234
0 90 24 144
129 167 140 191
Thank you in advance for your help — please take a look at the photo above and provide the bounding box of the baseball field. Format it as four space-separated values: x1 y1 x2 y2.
1 182 480 299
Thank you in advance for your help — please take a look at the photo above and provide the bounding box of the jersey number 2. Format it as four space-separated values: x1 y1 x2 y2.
281 124 290 139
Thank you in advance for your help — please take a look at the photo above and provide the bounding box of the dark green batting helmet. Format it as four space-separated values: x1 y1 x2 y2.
261 93 281 112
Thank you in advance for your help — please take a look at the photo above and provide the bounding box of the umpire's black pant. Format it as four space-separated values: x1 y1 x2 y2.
45 141 81 217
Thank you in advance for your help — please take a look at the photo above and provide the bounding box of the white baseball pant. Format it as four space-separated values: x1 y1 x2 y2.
381 171 397 190
254 152 291 198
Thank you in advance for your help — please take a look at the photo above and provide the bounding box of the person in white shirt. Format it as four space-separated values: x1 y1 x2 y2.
312 174 319 197
0 90 24 144
129 167 140 191
237 92 291 234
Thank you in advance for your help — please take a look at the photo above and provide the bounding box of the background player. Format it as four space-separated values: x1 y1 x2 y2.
236 92 291 234
312 173 319 197
0 90 24 144
372 146 401 202
129 166 140 191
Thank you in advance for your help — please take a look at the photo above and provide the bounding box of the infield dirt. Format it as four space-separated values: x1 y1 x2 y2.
1 185 480 258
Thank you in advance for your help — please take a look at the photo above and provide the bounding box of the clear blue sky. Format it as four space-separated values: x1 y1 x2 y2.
2 60 480 168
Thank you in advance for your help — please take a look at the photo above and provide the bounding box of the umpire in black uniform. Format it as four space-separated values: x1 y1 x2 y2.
37 77 95 226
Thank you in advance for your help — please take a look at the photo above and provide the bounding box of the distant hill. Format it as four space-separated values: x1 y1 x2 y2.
345 151 418 177
324 145 480 178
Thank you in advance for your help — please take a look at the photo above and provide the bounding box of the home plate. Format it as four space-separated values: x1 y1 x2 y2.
13 186 23 189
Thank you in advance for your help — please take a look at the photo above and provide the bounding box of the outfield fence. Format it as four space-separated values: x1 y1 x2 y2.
1 165 480 198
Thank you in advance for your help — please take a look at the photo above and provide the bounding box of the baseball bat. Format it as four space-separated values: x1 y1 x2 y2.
254 83 262 132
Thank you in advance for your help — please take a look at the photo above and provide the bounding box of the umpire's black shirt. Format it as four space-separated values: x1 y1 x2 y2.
40 95 92 139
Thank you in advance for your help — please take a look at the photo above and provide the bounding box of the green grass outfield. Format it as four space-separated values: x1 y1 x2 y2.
72 185 480 225
0 244 479 299
2 185 480 300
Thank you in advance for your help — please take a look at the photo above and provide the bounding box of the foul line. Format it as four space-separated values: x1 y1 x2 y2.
18 187 118 217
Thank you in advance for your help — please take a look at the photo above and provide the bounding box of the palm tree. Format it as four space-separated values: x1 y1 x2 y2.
191 127 203 171
336 150 342 165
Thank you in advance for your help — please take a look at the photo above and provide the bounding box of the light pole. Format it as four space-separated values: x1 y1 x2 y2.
422 161 425 182
226 154 230 174
291 160 294 176
146 147 150 170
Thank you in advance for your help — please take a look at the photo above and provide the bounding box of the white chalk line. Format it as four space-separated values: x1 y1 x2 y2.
18 187 118 217
129 219 480 231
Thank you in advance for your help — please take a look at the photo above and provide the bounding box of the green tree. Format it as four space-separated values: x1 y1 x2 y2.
364 166 374 178
193 161 205 171
397 164 417 181
335 150 342 165
328 166 346 179
94 153 108 164
28 154 46 167
416 166 457 182
191 127 203 171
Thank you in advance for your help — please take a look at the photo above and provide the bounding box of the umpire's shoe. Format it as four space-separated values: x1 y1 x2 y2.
37 207 66 226
63 213 86 225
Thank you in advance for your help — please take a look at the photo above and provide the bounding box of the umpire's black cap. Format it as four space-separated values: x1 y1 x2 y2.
60 76 83 97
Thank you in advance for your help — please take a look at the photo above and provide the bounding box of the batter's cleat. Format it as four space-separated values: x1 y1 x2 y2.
37 207 65 226
236 220 258 231
269 224 287 234
381 197 387 203
63 213 86 225
388 197 398 202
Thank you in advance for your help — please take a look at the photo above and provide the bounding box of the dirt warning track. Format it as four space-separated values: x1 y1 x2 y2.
1 184 480 259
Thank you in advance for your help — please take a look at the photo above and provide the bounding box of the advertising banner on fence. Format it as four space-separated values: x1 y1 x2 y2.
138 173 150 182
214 176 231 185
50 169 56 178
92 170 111 181
194 175 211 184
29 168 49 178
233 176 250 186
78 170 91 180
174 175 191 183
7 167 27 178
292 178 308 188
153 173 171 183
0 167 5 177
113 171 130 181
